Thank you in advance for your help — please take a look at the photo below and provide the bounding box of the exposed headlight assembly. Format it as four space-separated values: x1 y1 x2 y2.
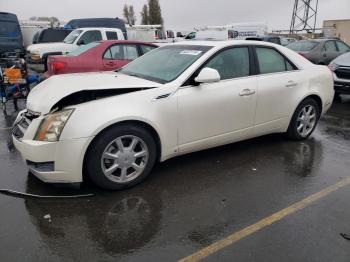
35 109 74 142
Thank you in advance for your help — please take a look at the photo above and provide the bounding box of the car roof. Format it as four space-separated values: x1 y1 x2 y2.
99 40 158 46
171 40 280 48
73 27 123 31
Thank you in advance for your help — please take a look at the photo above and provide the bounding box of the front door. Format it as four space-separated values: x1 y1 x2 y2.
177 47 258 153
322 40 339 64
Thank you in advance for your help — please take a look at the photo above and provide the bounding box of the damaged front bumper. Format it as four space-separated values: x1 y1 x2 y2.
13 137 93 183
12 110 94 183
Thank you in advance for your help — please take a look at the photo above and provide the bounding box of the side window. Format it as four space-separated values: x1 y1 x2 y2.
124 45 139 60
104 45 123 60
103 45 139 60
103 47 113 59
106 31 118 40
324 41 337 52
256 47 295 74
336 41 350 52
205 47 250 80
140 45 156 55
78 30 102 45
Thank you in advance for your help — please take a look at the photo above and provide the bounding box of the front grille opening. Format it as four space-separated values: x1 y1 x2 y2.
335 68 350 80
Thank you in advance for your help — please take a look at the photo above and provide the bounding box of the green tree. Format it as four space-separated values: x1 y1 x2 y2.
128 5 136 25
123 4 130 25
140 4 149 25
148 0 163 26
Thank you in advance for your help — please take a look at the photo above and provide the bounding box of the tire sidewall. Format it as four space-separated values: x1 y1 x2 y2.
85 124 157 190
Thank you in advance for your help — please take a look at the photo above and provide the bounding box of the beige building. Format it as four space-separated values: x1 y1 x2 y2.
323 19 350 45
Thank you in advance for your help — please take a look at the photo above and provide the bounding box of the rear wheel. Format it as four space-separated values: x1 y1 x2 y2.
85 124 157 190
286 98 320 140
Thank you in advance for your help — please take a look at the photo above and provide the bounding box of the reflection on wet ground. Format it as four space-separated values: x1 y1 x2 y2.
0 97 350 261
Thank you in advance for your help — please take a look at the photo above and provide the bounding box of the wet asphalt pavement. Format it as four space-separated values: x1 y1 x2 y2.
0 97 350 262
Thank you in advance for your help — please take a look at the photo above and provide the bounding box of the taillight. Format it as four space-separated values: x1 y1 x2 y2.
52 61 66 73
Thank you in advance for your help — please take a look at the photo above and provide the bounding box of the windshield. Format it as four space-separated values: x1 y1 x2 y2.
64 29 82 44
0 21 20 38
67 42 101 56
119 45 212 84
287 41 318 51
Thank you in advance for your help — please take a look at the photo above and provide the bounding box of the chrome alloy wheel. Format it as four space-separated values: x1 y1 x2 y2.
101 135 149 183
296 105 317 137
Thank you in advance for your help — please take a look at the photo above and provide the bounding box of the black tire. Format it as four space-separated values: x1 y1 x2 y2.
285 98 320 141
85 124 157 190
334 92 342 102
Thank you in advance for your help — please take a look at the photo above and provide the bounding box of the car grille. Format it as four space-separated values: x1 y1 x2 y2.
335 67 350 80
12 110 39 141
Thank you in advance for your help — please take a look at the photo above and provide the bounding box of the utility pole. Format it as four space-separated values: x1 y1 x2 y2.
290 0 319 34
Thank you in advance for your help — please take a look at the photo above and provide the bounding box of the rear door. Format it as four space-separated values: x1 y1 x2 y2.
254 46 301 135
102 44 140 70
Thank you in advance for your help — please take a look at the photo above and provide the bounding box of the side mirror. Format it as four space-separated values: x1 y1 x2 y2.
195 67 220 84
76 39 85 45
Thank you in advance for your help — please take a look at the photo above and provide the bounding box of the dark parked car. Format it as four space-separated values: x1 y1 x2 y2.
246 35 282 45
32 28 73 44
0 12 25 55
287 39 350 65
65 18 127 39
328 51 350 97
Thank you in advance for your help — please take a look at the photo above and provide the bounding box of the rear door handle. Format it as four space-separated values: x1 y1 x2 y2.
239 89 256 96
106 61 115 66
286 81 297 88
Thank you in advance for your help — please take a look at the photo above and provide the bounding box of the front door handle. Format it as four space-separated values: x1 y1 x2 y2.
286 81 297 88
239 89 256 96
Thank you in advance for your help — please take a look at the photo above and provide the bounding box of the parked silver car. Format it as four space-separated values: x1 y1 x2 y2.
329 51 350 96
287 39 350 65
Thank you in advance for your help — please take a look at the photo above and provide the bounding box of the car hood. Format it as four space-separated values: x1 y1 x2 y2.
27 42 74 56
26 71 162 114
333 52 350 67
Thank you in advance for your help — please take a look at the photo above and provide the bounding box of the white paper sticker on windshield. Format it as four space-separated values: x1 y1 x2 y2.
180 50 202 56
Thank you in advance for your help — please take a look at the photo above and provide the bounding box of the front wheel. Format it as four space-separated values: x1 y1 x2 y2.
285 98 320 141
85 124 157 190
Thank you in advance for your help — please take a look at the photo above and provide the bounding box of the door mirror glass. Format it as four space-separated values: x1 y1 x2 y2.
195 68 221 84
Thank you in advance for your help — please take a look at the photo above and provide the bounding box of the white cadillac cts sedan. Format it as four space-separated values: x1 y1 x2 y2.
13 41 334 190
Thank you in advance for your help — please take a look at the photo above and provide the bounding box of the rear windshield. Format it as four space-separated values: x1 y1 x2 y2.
39 29 71 43
67 42 101 56
287 41 318 51
0 21 20 38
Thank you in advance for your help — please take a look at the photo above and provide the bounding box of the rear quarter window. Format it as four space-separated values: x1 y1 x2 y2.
256 47 296 74
106 31 118 40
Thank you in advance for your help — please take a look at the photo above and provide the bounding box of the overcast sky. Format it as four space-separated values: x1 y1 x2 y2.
2 0 349 31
